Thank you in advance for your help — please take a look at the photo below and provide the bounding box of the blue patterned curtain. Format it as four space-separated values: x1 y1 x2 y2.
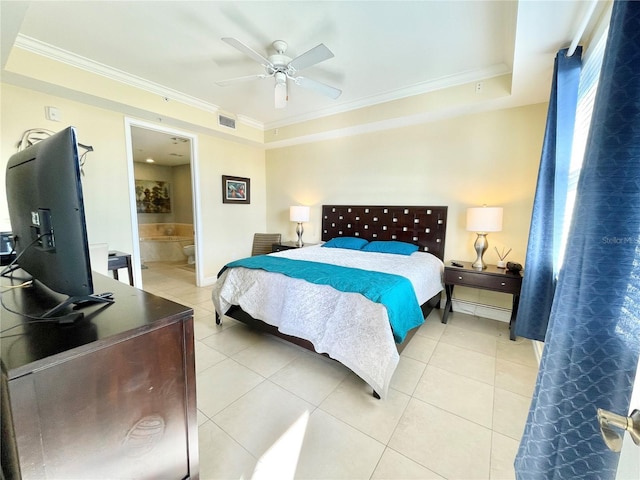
515 1 640 478
514 48 582 341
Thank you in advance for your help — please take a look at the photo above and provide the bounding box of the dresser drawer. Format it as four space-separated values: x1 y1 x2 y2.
444 269 521 294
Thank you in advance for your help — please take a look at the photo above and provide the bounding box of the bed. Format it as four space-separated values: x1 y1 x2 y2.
212 205 448 398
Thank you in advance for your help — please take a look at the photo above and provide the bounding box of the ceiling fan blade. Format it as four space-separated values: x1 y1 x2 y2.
274 82 288 109
288 43 334 72
215 73 267 87
221 37 273 68
295 76 342 99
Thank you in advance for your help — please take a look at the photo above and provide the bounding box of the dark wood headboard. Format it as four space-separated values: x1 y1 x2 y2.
321 205 448 261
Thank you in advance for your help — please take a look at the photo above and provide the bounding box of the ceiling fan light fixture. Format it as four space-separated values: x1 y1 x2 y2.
275 71 287 85
275 81 288 109
218 37 340 109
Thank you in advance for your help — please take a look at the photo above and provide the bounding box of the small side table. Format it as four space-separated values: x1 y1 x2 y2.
272 242 318 252
107 250 134 286
442 261 523 341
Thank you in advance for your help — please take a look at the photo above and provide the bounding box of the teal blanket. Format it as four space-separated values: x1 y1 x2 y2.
224 256 424 343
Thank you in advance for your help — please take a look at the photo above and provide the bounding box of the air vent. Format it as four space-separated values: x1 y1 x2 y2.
218 115 236 129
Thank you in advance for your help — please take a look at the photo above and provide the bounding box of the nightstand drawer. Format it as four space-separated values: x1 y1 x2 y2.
272 242 318 252
272 243 294 252
444 269 521 294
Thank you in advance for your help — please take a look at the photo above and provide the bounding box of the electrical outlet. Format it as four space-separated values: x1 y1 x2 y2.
475 82 483 94
45 106 61 121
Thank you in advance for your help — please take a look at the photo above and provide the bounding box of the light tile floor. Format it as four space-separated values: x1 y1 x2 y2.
141 262 538 480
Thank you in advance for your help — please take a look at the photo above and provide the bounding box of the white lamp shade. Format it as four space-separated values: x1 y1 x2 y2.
466 207 503 232
290 206 310 222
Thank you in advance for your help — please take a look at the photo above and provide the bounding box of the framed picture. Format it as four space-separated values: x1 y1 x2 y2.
222 175 250 204
135 179 172 213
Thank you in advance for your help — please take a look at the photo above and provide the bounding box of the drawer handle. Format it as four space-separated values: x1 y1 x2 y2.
458 276 463 280
501 282 506 286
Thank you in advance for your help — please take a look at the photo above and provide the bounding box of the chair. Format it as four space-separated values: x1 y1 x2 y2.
251 233 281 256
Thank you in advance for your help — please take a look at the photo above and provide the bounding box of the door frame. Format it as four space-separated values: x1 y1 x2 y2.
616 357 640 479
123 117 202 287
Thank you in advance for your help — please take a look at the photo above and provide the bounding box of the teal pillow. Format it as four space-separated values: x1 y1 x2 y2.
322 237 369 250
362 240 419 255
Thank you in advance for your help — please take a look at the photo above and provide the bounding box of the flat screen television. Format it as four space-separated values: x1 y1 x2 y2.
3 126 112 319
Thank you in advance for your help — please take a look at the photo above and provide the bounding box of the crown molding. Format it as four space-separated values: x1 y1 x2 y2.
14 34 265 131
13 34 512 143
263 63 512 130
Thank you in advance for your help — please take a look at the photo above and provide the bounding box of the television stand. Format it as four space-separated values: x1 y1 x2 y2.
42 291 115 319
1 271 198 479
0 262 20 277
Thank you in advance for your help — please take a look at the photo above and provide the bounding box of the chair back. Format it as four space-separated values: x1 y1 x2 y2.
251 233 281 256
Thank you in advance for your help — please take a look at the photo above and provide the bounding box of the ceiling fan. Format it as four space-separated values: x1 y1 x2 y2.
216 38 342 109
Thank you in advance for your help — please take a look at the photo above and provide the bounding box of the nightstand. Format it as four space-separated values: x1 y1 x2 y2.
271 242 318 252
442 261 523 341
107 250 134 286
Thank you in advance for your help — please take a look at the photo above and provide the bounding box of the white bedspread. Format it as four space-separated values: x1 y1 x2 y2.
211 245 444 398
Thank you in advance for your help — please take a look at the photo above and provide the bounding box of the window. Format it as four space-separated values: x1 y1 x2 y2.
558 30 608 267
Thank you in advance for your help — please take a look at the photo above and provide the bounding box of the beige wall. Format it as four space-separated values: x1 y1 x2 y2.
195 131 266 280
1 78 547 310
1 84 134 254
266 103 547 310
173 164 194 225
1 83 267 286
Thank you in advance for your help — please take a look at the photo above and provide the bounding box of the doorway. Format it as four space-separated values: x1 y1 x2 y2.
124 118 202 287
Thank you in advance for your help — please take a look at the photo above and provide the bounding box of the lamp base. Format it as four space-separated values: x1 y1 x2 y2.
295 222 304 247
472 233 488 269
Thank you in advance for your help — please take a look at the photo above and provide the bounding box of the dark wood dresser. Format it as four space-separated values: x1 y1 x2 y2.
1 271 198 479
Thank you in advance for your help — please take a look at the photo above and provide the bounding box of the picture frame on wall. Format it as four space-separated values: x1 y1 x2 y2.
135 179 172 213
222 175 250 204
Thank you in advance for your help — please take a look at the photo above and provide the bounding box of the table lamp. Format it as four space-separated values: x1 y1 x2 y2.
290 206 310 247
466 206 503 269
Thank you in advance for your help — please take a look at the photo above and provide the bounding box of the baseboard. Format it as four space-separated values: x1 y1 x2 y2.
447 298 512 323
202 274 218 287
446 298 543 365
533 340 544 365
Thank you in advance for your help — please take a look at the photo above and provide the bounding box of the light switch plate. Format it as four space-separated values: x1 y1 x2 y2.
45 106 61 121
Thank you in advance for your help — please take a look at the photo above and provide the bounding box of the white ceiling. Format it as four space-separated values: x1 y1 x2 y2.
2 1 607 130
130 126 192 166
